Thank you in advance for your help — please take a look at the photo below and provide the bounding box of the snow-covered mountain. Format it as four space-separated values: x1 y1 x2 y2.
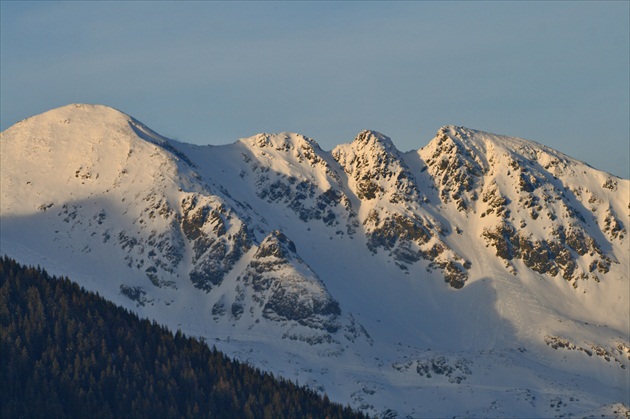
1 104 628 418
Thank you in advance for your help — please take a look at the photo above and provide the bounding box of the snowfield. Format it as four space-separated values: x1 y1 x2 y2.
1 104 628 418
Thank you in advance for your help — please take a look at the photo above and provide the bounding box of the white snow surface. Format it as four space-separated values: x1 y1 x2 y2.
1 104 629 418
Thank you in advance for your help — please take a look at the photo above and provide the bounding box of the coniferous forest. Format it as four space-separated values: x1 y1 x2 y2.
0 256 368 419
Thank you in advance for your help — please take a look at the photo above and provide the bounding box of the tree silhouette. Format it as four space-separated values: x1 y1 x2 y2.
0 256 368 419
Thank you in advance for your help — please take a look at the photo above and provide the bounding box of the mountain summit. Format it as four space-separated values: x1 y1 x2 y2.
1 104 628 418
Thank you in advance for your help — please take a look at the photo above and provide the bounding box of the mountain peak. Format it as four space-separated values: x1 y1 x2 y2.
352 129 397 152
2 103 197 170
36 103 130 124
333 130 420 203
254 230 298 260
437 125 469 136
243 132 322 151
4 103 140 142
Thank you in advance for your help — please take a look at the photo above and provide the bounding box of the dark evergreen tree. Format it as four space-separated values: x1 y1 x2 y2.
0 256 369 419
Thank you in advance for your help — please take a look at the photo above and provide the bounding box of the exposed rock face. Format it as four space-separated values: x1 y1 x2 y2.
237 231 342 333
544 335 629 367
333 130 422 204
422 126 485 212
242 133 359 234
334 130 471 288
394 355 473 384
419 125 625 288
181 194 253 291
362 209 470 288
482 222 611 283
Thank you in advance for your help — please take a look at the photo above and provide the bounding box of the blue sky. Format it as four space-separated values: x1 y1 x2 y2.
1 1 628 178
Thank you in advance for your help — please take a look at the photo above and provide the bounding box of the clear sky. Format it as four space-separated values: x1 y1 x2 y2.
1 1 628 178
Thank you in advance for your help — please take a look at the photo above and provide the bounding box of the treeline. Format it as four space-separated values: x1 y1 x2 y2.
0 256 367 419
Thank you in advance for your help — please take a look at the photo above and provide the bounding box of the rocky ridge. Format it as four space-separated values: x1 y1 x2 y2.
1 104 628 418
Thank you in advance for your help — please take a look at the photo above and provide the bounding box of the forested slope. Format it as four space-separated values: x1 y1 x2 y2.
0 256 366 419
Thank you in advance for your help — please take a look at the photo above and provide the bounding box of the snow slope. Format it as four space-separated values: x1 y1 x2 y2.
1 104 628 418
